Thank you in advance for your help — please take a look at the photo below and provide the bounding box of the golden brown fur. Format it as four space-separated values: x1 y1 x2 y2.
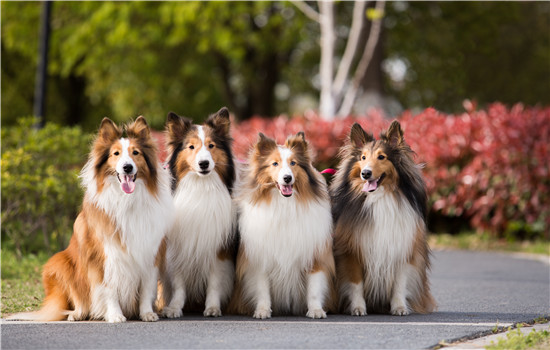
8 117 171 322
228 132 336 318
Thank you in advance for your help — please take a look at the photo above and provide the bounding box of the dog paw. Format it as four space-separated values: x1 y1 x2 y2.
203 306 222 317
350 306 367 316
106 313 127 323
140 312 159 322
162 306 183 319
67 310 85 321
253 307 272 319
306 308 327 319
391 306 410 316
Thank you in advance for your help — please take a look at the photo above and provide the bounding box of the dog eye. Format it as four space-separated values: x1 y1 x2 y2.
378 155 385 160
272 162 279 167
290 161 296 166
114 151 120 156
361 155 366 160
208 144 214 149
133 150 139 155
189 145 195 150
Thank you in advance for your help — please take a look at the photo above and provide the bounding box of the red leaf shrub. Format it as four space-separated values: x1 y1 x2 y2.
401 103 549 238
231 109 388 166
154 103 550 238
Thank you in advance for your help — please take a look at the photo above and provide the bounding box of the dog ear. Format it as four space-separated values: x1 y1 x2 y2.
127 116 151 140
254 133 277 158
349 123 373 148
165 112 192 144
386 120 404 147
285 131 308 154
206 107 231 136
98 117 122 142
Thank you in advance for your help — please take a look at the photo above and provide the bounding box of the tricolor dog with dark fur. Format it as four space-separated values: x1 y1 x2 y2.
330 121 436 316
160 107 237 318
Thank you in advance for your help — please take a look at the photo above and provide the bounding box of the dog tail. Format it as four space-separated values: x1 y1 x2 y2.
6 288 68 322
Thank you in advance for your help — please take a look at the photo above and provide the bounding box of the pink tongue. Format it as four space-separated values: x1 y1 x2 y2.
362 180 378 193
121 175 136 194
280 185 293 196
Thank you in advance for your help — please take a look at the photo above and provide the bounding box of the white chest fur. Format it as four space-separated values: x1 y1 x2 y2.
168 172 234 274
239 190 332 273
358 186 420 302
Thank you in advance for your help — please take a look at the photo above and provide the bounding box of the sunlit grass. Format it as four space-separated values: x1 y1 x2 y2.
430 232 550 256
487 324 550 350
1 248 47 316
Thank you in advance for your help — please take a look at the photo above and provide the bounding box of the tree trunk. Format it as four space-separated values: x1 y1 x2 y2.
318 1 336 119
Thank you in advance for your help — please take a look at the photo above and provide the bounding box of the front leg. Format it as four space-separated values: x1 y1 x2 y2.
204 255 235 317
103 286 126 323
336 251 366 316
162 273 186 319
306 271 329 319
245 266 271 319
139 267 159 322
390 264 411 316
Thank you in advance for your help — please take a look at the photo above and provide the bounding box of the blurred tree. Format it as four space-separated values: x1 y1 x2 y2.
2 1 548 129
383 1 550 112
293 0 386 119
1 1 307 129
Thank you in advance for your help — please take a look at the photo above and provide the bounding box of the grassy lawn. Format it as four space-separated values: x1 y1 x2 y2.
487 324 550 350
429 232 550 256
1 248 47 317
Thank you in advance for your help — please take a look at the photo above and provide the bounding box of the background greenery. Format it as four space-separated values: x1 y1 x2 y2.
1 118 91 257
2 1 549 129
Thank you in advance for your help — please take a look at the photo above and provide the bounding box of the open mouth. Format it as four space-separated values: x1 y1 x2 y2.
276 183 293 197
362 173 386 193
117 173 137 194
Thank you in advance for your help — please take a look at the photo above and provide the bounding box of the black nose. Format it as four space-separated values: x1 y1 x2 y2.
283 175 293 184
361 169 372 179
123 164 133 174
199 160 210 170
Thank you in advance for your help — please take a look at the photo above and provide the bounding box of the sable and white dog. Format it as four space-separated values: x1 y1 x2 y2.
229 132 336 319
330 121 436 316
8 117 173 322
160 107 237 318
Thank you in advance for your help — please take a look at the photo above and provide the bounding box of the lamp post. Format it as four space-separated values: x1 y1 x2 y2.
33 1 52 129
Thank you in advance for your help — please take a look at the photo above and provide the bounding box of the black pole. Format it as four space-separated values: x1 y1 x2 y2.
33 1 52 129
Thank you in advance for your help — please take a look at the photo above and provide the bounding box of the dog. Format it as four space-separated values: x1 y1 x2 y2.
7 117 173 322
330 121 436 316
229 132 336 319
159 107 237 318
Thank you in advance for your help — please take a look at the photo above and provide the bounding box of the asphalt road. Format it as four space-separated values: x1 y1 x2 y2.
2 250 549 349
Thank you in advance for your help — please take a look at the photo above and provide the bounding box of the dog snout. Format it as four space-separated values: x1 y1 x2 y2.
361 169 372 180
198 160 210 170
123 164 134 174
283 175 293 184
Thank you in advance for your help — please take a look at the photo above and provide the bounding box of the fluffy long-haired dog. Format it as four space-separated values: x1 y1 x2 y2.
229 132 336 319
8 117 173 322
159 107 237 318
330 121 435 316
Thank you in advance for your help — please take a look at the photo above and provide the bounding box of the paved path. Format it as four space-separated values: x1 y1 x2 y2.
2 250 549 349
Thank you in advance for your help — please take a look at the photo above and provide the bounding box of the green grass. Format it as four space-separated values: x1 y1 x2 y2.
487 324 550 350
1 248 48 317
429 232 550 256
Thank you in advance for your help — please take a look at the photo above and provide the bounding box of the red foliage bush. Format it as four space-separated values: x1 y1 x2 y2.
154 103 549 238
231 103 549 238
